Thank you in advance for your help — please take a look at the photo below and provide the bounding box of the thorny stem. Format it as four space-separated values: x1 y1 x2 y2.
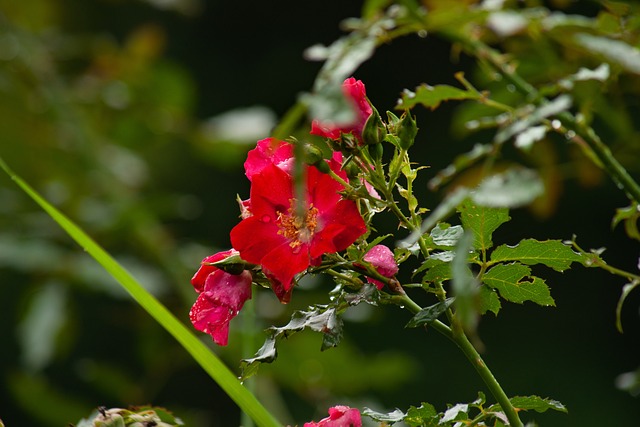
396 293 523 427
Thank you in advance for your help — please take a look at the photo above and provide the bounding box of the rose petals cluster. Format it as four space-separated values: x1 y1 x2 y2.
231 138 366 302
189 250 252 346
190 79 372 344
303 406 362 427
362 244 399 289
310 77 372 142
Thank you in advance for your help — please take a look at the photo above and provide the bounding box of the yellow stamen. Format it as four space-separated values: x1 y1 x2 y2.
277 200 319 248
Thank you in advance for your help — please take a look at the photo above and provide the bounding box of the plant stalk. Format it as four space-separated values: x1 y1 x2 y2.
399 294 523 426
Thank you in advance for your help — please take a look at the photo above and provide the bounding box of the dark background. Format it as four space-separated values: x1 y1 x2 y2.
0 0 638 426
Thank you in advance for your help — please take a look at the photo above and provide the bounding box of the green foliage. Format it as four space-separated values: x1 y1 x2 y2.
458 199 510 252
397 84 479 111
482 264 555 307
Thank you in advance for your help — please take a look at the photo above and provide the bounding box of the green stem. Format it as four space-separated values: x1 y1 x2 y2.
398 294 523 427
452 35 640 204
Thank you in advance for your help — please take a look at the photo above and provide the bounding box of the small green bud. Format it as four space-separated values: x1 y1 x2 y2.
302 143 325 166
362 105 387 146
397 112 418 150
301 143 331 174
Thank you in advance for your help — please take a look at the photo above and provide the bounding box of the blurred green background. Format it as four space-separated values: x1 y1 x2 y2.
0 0 639 426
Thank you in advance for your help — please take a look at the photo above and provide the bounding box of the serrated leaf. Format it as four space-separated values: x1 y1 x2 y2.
471 169 544 208
406 298 455 328
397 84 479 110
490 239 584 272
423 261 452 284
458 198 511 251
479 285 501 315
482 263 555 306
362 407 405 423
404 402 438 427
510 395 568 413
240 306 343 380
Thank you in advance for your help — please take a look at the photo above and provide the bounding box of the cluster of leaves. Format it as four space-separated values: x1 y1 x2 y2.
365 393 566 427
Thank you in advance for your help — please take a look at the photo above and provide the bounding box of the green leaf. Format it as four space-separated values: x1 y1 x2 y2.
423 259 452 283
490 239 584 272
612 202 640 241
397 84 479 110
471 169 544 208
240 306 343 380
406 298 455 328
458 198 511 251
404 402 438 427
482 263 555 306
509 395 568 413
362 408 406 423
479 285 501 315
0 157 281 427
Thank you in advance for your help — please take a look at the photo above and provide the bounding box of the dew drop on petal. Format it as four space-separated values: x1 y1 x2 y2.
261 214 271 223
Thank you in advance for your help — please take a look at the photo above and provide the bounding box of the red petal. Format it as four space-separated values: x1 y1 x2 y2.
189 294 233 346
244 138 294 181
260 241 311 291
230 216 286 265
204 270 252 310
249 163 294 218
190 250 236 293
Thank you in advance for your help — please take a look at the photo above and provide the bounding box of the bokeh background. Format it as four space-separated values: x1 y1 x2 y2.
0 0 639 426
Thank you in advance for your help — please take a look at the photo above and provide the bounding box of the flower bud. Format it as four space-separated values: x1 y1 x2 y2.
397 112 418 150
302 143 331 174
362 105 386 146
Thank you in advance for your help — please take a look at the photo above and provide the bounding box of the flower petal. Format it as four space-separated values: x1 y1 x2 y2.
244 138 294 181
230 216 286 265
260 241 311 291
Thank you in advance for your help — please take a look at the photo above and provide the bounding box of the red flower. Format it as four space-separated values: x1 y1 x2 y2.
230 158 366 302
303 406 362 427
244 137 294 181
362 244 398 289
310 77 372 142
189 250 252 346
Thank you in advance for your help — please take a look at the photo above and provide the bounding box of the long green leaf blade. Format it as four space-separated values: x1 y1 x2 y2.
0 157 281 427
